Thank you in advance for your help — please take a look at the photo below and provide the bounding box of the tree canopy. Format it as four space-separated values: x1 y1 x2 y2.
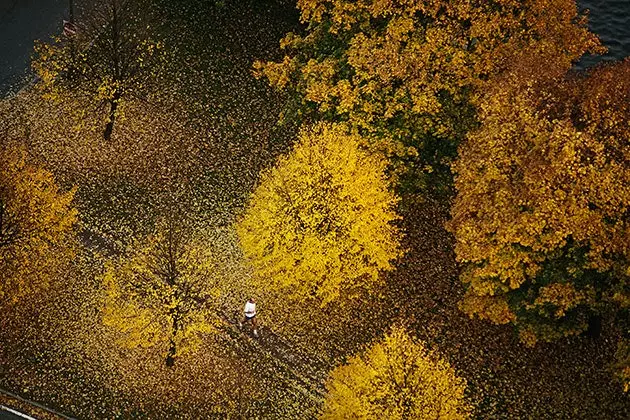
32 0 169 140
2 0 628 416
237 122 402 305
256 0 603 191
102 219 224 366
450 59 630 357
322 327 470 419
0 145 77 306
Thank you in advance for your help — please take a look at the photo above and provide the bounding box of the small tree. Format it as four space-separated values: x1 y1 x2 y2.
32 0 168 140
102 219 223 367
237 123 402 305
322 327 471 419
0 145 77 306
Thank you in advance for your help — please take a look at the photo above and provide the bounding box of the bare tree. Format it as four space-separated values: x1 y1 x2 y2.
34 0 168 140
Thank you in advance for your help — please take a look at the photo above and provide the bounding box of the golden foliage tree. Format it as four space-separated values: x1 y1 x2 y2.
237 123 402 305
255 0 602 191
0 145 77 306
450 59 630 350
102 219 224 367
32 0 168 140
322 327 470 419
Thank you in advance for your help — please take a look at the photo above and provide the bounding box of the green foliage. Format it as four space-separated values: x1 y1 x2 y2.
237 122 403 305
322 327 471 419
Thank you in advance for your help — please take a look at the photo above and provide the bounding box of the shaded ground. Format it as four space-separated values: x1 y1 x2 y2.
0 389 70 419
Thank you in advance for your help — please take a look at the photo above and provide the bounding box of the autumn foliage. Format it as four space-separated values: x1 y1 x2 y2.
102 219 224 366
237 122 402 305
322 327 470 419
2 0 629 417
32 0 168 140
0 145 77 306
256 0 602 191
450 59 630 353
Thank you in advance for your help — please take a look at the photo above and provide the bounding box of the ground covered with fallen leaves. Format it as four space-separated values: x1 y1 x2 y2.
1 0 629 418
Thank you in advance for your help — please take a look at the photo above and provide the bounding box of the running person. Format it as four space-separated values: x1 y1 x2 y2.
239 297 258 337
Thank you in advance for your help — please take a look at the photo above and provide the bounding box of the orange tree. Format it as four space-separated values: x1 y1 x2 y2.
0 145 77 306
450 59 630 386
322 327 470 419
255 0 602 193
237 122 402 306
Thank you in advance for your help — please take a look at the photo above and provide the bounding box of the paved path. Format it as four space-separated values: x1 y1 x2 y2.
0 387 74 419
0 404 36 420
0 0 69 96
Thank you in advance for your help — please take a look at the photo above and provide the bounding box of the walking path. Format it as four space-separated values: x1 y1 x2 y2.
81 222 330 403
1 404 37 420
0 387 75 420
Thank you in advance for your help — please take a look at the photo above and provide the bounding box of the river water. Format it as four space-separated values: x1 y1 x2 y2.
577 0 630 68
0 1 628 96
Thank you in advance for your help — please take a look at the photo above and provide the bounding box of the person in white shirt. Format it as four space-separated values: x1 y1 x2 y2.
239 297 258 337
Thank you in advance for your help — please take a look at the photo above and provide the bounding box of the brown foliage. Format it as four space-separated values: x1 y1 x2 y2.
450 58 630 383
256 0 603 190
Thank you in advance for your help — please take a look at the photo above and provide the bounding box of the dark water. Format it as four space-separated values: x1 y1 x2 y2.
0 1 628 96
0 0 68 96
577 0 630 68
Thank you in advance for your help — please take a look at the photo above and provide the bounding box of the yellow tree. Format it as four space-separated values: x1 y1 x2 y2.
450 59 630 350
237 122 402 305
0 145 77 306
322 327 470 419
255 0 602 191
102 219 224 367
32 0 168 140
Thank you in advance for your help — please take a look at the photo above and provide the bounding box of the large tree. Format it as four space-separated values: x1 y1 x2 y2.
450 59 630 386
0 145 77 306
237 122 402 305
102 218 225 367
322 327 470 419
32 0 168 140
256 0 602 192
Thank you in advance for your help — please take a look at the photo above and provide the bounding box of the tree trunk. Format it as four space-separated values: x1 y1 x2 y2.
103 90 121 141
585 313 602 339
166 310 180 368
166 338 177 367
